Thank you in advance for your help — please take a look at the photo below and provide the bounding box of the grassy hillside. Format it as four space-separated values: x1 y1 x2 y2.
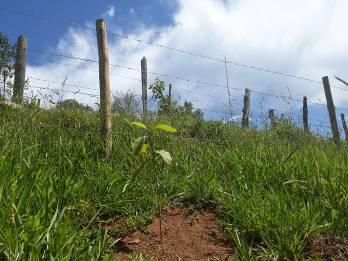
0 106 347 260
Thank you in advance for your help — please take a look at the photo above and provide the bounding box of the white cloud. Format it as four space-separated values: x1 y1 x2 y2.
27 0 348 117
103 6 115 18
129 8 135 14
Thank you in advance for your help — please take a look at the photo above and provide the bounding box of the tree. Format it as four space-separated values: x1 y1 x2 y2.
149 78 171 114
56 99 93 111
149 77 204 120
112 90 141 115
178 101 204 120
0 32 16 99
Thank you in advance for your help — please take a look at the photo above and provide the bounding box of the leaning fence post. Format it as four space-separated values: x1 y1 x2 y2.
322 76 340 146
269 109 276 128
96 19 112 155
141 57 148 118
303 96 309 132
13 35 27 103
242 88 251 128
341 113 348 142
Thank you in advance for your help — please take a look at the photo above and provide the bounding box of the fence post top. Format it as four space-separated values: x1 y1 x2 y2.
96 19 106 27
17 35 27 42
141 56 147 62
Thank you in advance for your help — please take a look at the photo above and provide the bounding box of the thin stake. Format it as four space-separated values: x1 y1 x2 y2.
224 57 233 119
303 96 309 132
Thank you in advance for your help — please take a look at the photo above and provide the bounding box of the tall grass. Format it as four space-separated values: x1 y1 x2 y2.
0 106 347 260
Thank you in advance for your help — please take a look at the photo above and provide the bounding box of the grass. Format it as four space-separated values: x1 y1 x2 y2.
0 106 347 260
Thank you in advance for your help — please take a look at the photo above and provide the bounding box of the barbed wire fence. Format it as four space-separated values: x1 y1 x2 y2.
1 6 348 151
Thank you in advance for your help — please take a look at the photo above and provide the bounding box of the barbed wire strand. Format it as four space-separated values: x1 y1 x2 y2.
28 85 99 98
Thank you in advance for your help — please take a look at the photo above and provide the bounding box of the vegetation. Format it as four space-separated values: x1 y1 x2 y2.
112 90 141 116
56 99 93 112
150 77 204 120
0 32 16 99
0 102 347 260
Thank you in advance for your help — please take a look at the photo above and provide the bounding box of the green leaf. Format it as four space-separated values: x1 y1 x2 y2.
140 143 149 154
130 121 147 129
155 124 177 133
131 136 148 156
155 150 172 165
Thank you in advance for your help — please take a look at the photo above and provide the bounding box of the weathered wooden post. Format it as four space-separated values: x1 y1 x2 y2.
341 113 348 142
168 83 172 107
303 96 309 132
96 19 112 155
322 76 340 146
269 109 276 128
141 57 148 118
13 35 27 103
242 88 251 128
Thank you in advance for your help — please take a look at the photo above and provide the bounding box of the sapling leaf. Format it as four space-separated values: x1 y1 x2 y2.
131 136 148 156
155 124 177 133
140 143 149 154
155 150 172 165
130 122 147 129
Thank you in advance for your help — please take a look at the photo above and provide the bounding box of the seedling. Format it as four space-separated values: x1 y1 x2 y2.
129 121 177 243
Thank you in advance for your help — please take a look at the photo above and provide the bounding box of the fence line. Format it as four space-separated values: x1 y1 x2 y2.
27 49 348 109
3 81 344 137
27 50 329 106
26 73 341 113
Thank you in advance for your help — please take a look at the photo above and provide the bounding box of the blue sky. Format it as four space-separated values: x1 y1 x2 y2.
0 0 348 133
1 0 176 61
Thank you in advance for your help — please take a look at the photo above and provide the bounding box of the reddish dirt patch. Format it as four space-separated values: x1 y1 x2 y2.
115 208 233 260
309 234 348 260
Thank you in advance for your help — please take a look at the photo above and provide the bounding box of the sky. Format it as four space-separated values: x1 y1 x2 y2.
1 0 348 130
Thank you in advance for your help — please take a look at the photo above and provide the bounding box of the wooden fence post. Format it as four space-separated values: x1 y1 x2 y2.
96 19 112 155
13 35 27 103
322 76 340 146
141 56 148 118
303 96 309 132
168 83 172 107
269 109 276 128
242 88 251 128
341 113 348 142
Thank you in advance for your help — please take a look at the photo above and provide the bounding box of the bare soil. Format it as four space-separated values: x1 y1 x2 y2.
115 208 233 260
309 234 348 260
